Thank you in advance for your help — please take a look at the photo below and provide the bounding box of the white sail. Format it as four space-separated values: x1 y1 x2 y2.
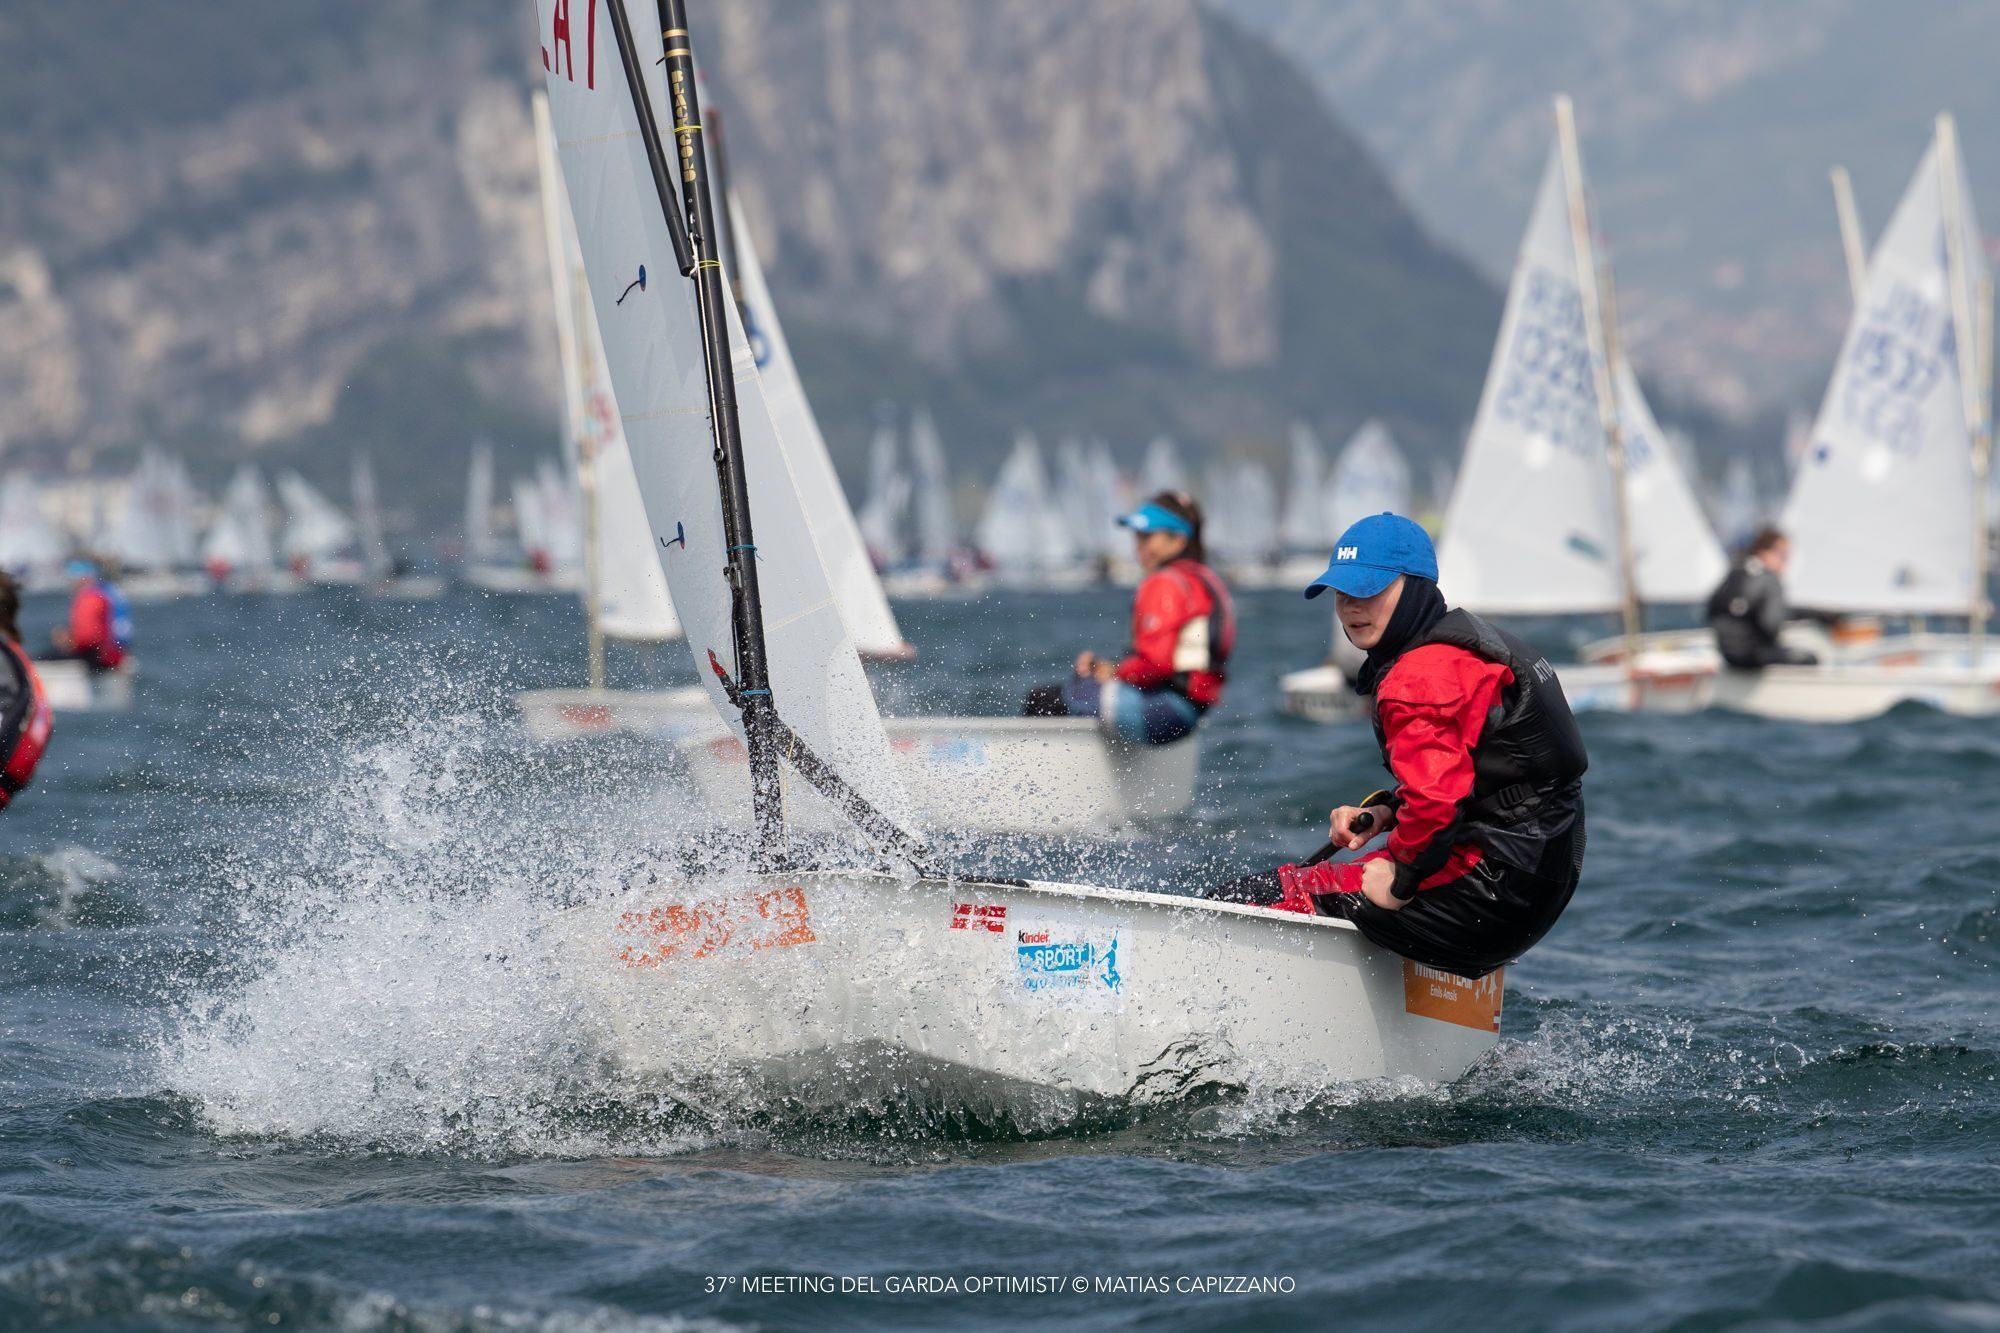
728 195 908 657
908 408 957 565
537 3 915 831
977 433 1074 574
856 423 906 566
1138 436 1187 498
351 454 393 581
1327 419 1412 534
465 441 498 562
0 474 65 572
1779 130 1989 615
1206 462 1275 566
202 466 276 575
106 448 188 572
1711 456 1762 551
1086 439 1127 555
535 460 585 573
1614 359 1728 601
277 472 356 562
535 90 680 642
1279 423 1332 552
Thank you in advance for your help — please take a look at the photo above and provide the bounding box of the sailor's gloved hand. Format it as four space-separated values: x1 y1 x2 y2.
1329 803 1395 850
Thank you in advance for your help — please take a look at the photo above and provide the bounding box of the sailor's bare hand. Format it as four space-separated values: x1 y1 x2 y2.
1091 658 1117 683
1075 650 1098 677
1358 857 1404 911
1329 803 1394 850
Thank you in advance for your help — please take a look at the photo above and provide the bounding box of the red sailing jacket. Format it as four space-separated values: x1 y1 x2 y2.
0 640 52 810
1273 643 1513 905
1114 559 1234 708
68 584 124 670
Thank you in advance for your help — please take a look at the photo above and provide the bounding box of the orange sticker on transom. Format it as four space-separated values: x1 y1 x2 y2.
617 885 816 966
1402 961 1504 1032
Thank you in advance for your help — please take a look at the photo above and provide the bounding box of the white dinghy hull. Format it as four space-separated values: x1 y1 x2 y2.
1277 664 1364 724
575 870 1501 1101
516 684 712 744
684 716 1199 834
33 660 135 713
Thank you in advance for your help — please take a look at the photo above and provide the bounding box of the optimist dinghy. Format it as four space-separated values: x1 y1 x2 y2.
32 659 134 714
536 0 1496 1097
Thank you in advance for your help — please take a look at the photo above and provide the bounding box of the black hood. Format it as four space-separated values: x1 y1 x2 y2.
1353 576 1448 696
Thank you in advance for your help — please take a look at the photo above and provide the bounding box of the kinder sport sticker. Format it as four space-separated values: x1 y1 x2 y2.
1401 961 1504 1032
617 885 816 966
1011 915 1124 1011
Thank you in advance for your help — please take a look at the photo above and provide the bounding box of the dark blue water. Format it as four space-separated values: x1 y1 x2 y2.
4 586 1997 1330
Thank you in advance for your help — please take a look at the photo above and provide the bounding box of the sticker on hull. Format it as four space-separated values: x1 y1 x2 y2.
1402 961 1504 1032
1011 915 1124 1012
617 885 815 966
950 901 1007 933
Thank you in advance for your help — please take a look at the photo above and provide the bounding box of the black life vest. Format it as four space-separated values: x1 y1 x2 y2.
0 640 53 810
1369 609 1587 875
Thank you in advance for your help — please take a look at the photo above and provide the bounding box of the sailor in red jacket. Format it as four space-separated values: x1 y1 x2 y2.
48 561 126 672
0 573 54 812
1209 513 1587 978
1023 491 1234 744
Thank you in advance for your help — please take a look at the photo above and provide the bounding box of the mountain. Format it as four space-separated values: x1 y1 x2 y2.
1215 0 2000 423
0 0 1497 530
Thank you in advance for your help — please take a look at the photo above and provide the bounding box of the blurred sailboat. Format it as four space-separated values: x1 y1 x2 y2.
201 465 292 593
276 471 364 585
103 449 207 600
0 474 71 593
1327 419 1412 535
350 454 444 599
975 433 1091 588
1286 98 1726 718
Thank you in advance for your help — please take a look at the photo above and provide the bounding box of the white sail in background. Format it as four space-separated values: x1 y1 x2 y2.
728 194 908 657
1054 440 1099 555
1086 439 1127 554
512 474 548 561
977 433 1074 574
1280 423 1332 552
1138 436 1186 498
1438 146 1624 613
856 422 907 566
351 454 392 581
1327 419 1412 533
465 441 498 562
0 474 65 573
277 472 356 563
1206 462 1275 566
1711 456 1762 551
107 448 194 572
202 466 277 575
535 91 680 642
535 460 584 573
538 3 914 830
1779 129 1989 615
1614 359 1728 600
908 408 957 565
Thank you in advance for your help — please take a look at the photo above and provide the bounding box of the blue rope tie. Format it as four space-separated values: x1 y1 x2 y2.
728 544 756 554
739 688 771 697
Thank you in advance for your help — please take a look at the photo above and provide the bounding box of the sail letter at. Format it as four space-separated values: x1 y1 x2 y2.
544 0 597 89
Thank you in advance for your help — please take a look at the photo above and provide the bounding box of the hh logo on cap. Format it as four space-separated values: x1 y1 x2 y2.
1335 546 1359 561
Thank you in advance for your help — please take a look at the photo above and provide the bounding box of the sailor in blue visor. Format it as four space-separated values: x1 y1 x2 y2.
1022 491 1234 744
1207 512 1589 980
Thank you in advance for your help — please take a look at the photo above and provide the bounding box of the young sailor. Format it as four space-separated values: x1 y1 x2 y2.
0 573 54 812
1706 526 1817 670
1023 491 1234 744
47 560 128 673
1210 514 1586 979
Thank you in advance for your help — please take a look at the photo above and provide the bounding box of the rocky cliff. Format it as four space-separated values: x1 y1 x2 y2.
0 1 1497 523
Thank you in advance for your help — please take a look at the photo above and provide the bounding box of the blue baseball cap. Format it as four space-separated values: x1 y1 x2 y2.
1304 512 1436 599
64 559 98 580
1116 502 1194 537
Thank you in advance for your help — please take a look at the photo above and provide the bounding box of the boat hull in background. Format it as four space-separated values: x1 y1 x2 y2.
571 869 1501 1102
515 685 712 745
33 660 135 713
1277 663 1365 723
684 715 1200 834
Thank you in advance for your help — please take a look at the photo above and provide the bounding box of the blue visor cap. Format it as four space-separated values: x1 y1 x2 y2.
64 559 97 580
1304 512 1437 599
1116 502 1194 537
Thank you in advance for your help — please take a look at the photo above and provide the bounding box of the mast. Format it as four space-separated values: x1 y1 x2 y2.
1830 165 1869 308
608 0 785 858
1554 95 1642 664
1936 114 1990 662
574 264 608 690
